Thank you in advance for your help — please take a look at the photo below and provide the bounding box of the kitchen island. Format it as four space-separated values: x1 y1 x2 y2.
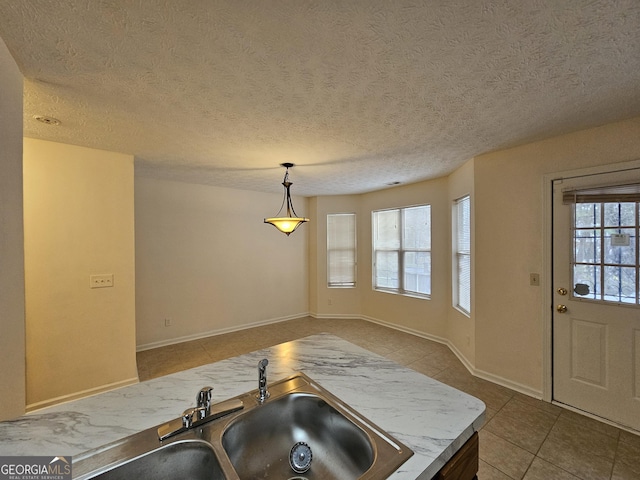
0 333 485 479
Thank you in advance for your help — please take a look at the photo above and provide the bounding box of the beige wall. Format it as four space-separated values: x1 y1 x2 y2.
135 177 309 349
447 158 475 365
23 139 137 409
359 179 450 337
474 116 640 394
310 178 452 340
0 38 26 421
309 117 640 397
309 195 361 317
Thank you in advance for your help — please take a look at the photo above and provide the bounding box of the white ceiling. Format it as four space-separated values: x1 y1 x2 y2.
1 1 639 196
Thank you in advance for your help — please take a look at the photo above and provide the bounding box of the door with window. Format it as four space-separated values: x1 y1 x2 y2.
552 168 640 430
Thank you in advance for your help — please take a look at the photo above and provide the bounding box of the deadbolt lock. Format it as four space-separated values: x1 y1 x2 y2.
557 287 568 296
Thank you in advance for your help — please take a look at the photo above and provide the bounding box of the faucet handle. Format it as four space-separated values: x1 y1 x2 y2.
196 386 213 411
182 408 196 428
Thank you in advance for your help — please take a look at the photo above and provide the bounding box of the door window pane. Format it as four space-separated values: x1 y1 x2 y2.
604 228 636 265
575 229 600 263
604 266 636 304
575 203 601 228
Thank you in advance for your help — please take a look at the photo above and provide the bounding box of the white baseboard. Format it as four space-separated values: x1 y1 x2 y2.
361 315 543 400
138 312 543 401
472 367 543 399
26 377 139 413
360 314 450 345
136 312 310 352
310 312 364 320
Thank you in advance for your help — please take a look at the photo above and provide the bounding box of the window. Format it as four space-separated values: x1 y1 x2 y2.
453 196 471 315
372 205 431 297
572 201 639 305
327 213 356 287
563 183 640 306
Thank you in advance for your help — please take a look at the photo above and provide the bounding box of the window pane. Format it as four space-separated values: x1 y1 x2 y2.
327 213 356 287
575 203 601 228
574 229 600 264
604 202 635 227
604 228 636 265
604 266 636 303
403 205 430 250
404 251 430 295
457 253 471 313
573 264 601 300
328 250 356 286
375 251 398 289
454 196 471 314
456 198 471 253
374 210 400 249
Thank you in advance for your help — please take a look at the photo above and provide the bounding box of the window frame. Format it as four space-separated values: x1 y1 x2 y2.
453 195 471 316
570 200 639 307
327 212 357 288
372 204 431 299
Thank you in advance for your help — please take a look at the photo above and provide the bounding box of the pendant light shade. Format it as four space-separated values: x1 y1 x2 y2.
264 163 309 235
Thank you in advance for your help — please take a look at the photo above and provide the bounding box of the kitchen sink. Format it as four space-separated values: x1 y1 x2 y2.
81 440 225 480
73 372 413 479
222 392 375 479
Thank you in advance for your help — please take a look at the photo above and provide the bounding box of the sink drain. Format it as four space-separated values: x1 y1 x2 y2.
289 441 312 474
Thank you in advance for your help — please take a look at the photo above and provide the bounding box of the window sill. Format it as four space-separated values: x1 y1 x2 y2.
374 288 431 301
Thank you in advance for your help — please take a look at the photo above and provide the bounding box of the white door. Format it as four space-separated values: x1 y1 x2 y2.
552 168 640 431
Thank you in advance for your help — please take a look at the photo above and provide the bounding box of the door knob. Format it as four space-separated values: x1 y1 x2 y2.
556 304 568 313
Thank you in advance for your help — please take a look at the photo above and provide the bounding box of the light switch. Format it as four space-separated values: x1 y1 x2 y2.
529 273 540 286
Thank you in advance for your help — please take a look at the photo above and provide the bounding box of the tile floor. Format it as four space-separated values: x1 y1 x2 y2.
137 317 640 480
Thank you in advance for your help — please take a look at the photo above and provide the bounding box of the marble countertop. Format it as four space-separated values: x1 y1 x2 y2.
0 334 485 479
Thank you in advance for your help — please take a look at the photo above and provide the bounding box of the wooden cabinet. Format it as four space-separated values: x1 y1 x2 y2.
432 432 479 480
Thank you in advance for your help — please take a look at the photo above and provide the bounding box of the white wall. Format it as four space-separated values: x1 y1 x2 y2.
23 139 137 409
135 177 309 349
0 37 26 421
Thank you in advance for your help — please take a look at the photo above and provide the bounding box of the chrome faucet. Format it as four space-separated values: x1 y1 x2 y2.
257 358 270 403
196 386 213 419
158 385 244 440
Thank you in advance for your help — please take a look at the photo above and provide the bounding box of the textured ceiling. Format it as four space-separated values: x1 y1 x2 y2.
1 1 639 196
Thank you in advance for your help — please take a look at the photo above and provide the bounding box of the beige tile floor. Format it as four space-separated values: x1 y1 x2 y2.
137 317 640 480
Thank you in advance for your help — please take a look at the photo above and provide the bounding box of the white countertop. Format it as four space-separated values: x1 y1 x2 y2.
0 334 485 479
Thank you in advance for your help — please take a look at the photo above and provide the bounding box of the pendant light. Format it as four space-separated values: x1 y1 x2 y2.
264 163 309 235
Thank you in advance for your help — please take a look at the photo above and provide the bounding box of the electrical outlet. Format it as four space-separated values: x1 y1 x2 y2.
90 274 114 288
530 273 540 286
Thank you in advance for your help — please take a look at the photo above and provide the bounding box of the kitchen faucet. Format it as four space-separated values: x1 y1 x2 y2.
158 385 244 440
196 386 213 419
257 358 270 403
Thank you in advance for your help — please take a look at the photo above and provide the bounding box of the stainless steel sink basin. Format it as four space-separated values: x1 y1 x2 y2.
73 372 413 480
81 440 225 480
222 392 374 479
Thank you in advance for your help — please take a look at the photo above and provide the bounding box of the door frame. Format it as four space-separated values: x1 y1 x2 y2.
542 158 640 404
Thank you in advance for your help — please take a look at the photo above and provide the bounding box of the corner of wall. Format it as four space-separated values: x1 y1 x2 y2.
0 36 26 421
